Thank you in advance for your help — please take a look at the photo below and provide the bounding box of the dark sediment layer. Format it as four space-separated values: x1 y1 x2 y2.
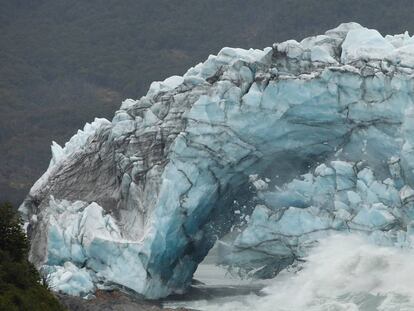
57 290 194 311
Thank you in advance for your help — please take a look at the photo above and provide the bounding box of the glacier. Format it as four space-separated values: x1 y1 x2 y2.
19 22 414 298
221 161 414 278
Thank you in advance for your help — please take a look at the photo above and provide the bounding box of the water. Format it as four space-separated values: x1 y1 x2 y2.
164 234 414 311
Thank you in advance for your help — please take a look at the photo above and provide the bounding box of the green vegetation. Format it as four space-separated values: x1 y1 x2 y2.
0 202 65 311
2 0 414 205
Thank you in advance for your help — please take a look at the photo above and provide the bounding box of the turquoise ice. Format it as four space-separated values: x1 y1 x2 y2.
20 23 414 298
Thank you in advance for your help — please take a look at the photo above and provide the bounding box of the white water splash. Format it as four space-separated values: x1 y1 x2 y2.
174 234 414 311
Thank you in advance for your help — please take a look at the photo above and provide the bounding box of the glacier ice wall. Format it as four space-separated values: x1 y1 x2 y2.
20 22 414 298
222 161 414 278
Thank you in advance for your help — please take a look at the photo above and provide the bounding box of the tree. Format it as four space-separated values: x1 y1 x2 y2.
0 202 66 311
0 202 28 262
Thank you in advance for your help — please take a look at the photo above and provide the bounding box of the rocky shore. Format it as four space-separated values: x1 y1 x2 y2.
57 290 193 311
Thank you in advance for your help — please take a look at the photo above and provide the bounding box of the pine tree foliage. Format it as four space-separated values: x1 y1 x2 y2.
0 202 65 311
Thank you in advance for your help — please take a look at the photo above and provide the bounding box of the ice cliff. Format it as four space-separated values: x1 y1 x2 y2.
20 22 414 298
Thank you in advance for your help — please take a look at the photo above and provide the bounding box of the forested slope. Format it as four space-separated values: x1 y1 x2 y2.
2 0 414 205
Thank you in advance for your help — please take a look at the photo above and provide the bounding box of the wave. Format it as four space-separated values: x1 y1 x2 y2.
178 234 414 311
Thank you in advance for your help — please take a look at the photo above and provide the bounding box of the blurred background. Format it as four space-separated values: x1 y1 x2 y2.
1 0 414 205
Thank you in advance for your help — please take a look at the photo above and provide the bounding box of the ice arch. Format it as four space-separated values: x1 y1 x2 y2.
20 23 414 298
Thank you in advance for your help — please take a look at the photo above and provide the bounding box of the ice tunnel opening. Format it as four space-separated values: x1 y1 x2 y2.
175 150 339 292
167 95 408 291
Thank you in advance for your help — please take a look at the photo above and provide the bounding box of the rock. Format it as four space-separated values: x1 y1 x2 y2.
56 290 193 311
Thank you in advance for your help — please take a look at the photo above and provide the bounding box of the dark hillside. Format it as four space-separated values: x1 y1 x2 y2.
1 0 414 205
